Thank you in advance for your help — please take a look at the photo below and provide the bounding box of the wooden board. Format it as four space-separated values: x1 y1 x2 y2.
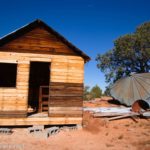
0 52 84 84
0 111 27 118
0 63 29 114
0 117 82 125
49 96 83 107
0 52 84 118
0 27 79 56
49 82 83 117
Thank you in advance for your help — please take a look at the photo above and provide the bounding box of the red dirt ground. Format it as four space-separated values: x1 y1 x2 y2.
0 98 150 150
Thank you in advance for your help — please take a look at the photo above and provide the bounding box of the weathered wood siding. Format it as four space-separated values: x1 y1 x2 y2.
0 27 77 55
0 26 84 121
0 61 29 117
49 82 83 117
0 117 82 126
49 55 84 118
0 52 84 119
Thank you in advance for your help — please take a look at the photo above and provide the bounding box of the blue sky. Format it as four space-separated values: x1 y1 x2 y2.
0 0 150 92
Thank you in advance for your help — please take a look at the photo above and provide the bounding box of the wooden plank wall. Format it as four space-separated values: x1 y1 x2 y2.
0 62 30 117
0 26 84 122
0 51 84 120
0 27 77 55
49 56 84 118
49 82 83 117
0 52 51 117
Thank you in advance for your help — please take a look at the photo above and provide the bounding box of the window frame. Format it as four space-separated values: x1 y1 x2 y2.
0 62 18 88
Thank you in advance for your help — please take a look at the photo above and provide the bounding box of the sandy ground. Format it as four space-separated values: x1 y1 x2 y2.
0 98 150 150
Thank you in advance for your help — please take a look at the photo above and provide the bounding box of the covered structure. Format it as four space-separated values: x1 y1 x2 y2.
110 73 150 106
0 19 90 125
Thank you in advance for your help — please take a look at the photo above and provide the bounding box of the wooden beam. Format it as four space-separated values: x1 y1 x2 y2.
0 117 82 126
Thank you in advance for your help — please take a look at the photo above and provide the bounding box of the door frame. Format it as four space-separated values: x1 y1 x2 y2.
28 60 51 114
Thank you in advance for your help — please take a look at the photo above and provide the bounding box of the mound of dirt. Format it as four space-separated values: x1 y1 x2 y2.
83 111 106 134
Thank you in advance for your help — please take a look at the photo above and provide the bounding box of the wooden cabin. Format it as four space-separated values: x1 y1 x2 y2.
0 19 90 126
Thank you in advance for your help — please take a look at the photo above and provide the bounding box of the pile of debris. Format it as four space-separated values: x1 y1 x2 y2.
84 106 150 121
106 72 150 121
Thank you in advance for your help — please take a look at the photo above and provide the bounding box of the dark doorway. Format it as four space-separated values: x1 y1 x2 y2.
28 62 50 114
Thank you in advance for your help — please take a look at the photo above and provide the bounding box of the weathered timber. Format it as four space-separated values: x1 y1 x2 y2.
0 117 82 125
93 112 139 117
49 82 83 117
49 98 83 107
0 111 27 118
108 113 140 121
39 83 84 114
0 20 90 61
0 27 79 56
